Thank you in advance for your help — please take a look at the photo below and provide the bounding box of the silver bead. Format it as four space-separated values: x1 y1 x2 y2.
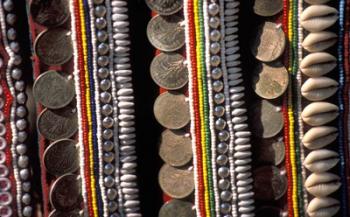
17 93 27 105
7 28 16 40
218 179 230 190
215 118 226 130
15 81 25 92
97 31 108 42
98 43 109 55
6 13 16 25
100 79 111 91
214 93 225 104
210 30 221 41
16 106 27 118
22 193 31 205
19 169 29 180
16 119 27 131
102 104 113 116
216 154 228 165
218 130 230 142
221 191 232 202
16 144 27 155
100 92 112 103
104 163 114 175
98 56 109 66
213 80 223 92
104 176 115 187
212 67 223 79
22 182 31 192
218 167 230 178
3 0 14 12
210 42 220 54
18 155 29 168
208 3 220 15
214 106 225 117
210 55 221 66
98 67 109 78
104 152 115 163
95 6 106 17
17 131 27 142
10 42 19 52
96 18 107 29
107 188 118 200
22 206 32 217
209 17 220 28
103 117 114 128
217 142 228 154
103 140 114 151
11 68 22 80
220 203 231 214
103 129 113 139
108 201 118 212
13 55 22 65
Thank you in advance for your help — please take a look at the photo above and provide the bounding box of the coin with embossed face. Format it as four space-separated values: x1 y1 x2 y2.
250 99 283 138
253 166 287 201
147 15 185 52
37 105 78 141
48 209 80 217
159 164 194 199
34 28 73 66
30 0 69 27
253 0 283 17
50 174 81 211
44 139 79 177
33 70 75 109
145 0 183 15
154 91 190 129
252 61 289 99
151 52 188 90
159 129 192 167
250 22 286 62
159 199 196 217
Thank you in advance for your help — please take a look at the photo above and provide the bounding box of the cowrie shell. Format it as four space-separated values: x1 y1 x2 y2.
302 31 337 52
304 149 339 172
300 52 337 77
301 77 338 101
307 197 340 217
302 126 338 149
305 172 341 197
301 5 338 32
301 102 338 126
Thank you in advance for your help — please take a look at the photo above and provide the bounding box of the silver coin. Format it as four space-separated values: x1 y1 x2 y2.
159 199 195 217
145 0 183 16
147 15 185 52
250 99 283 138
253 0 283 17
50 174 81 211
43 139 79 177
151 52 188 90
37 105 78 141
255 137 285 166
154 91 190 129
33 70 75 109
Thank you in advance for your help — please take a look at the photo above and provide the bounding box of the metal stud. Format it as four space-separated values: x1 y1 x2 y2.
215 118 226 130
217 142 229 154
213 80 224 92
100 79 111 91
212 67 223 79
214 106 225 117
209 17 220 28
98 67 109 78
96 18 107 29
208 3 220 15
103 140 114 152
210 30 221 42
103 117 114 128
218 179 230 190
100 92 112 103
98 43 109 55
216 154 228 165
218 167 230 178
218 130 230 142
210 42 220 54
210 55 221 66
95 6 107 17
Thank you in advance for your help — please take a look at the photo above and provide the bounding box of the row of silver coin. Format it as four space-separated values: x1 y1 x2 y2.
0 1 33 216
223 1 255 216
300 1 341 217
110 0 141 216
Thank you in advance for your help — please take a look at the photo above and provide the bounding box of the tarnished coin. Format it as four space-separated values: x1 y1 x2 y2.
145 0 183 16
159 129 192 167
48 210 80 217
37 105 78 141
250 22 286 62
151 53 188 90
253 0 283 17
33 70 75 109
256 206 282 217
154 91 190 129
255 137 285 166
159 199 195 217
50 174 81 211
253 166 287 201
30 0 69 27
252 62 289 99
147 15 185 52
250 99 283 138
34 28 73 66
44 139 79 177
159 164 194 199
